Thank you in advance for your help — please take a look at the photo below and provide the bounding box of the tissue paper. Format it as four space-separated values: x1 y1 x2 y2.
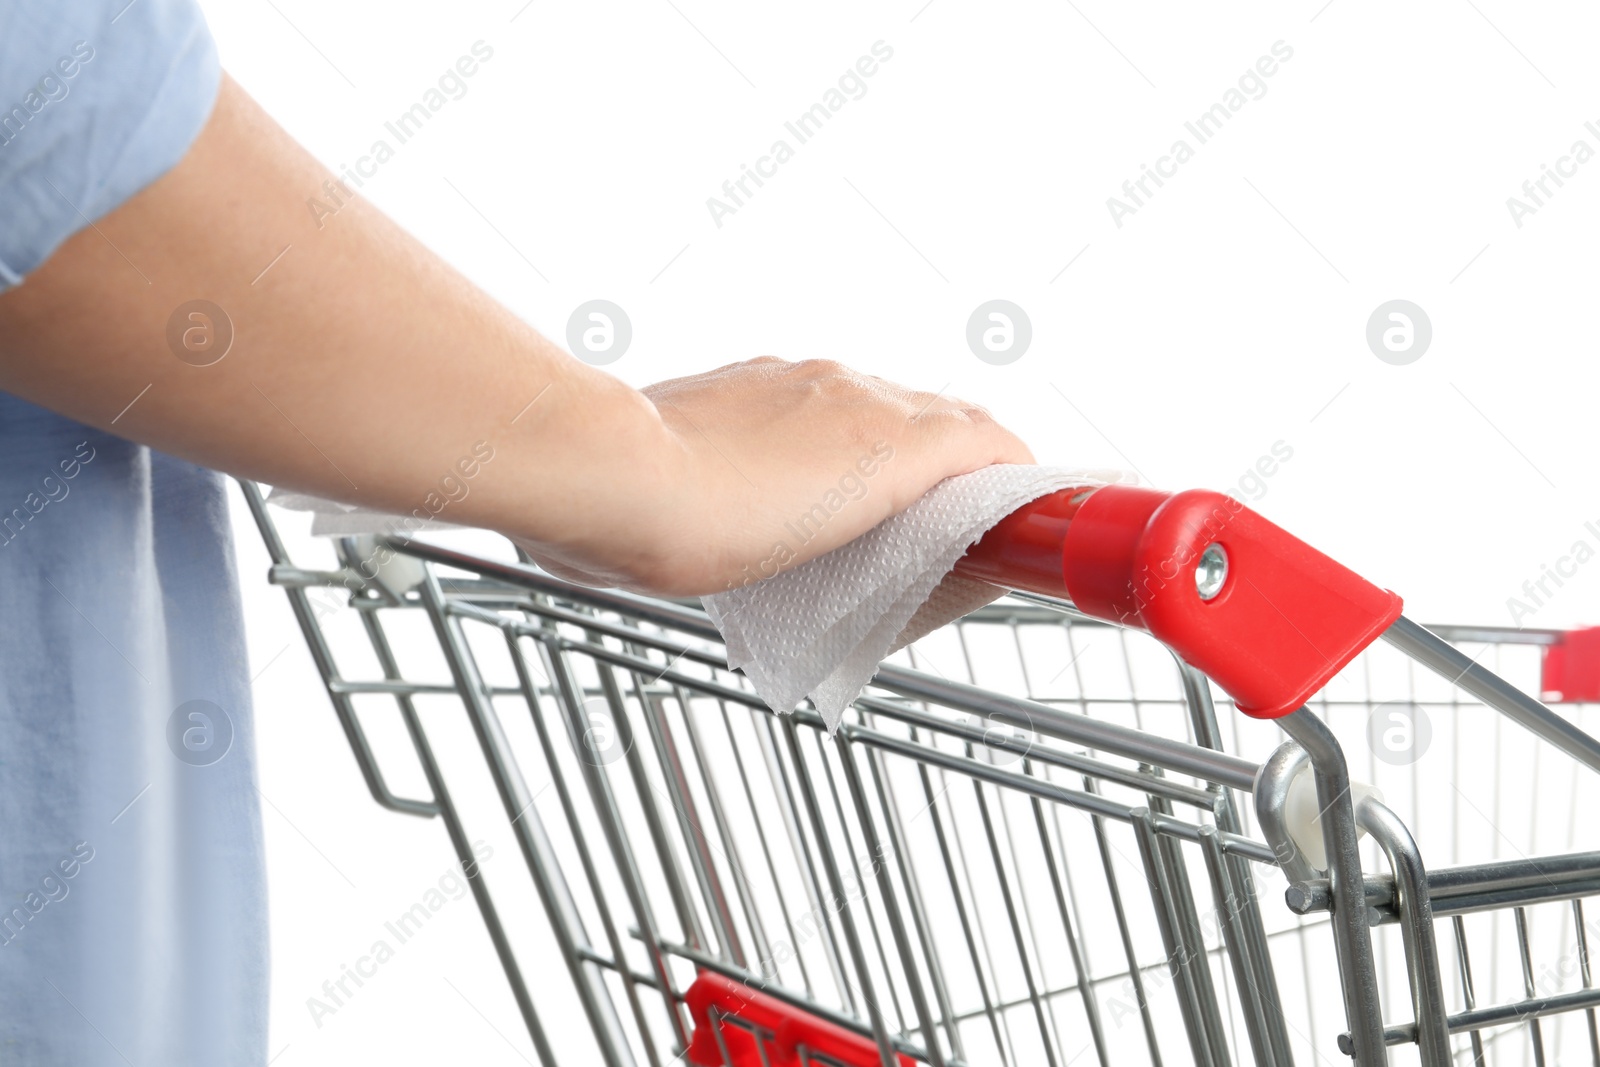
702 465 1127 733
271 465 1128 736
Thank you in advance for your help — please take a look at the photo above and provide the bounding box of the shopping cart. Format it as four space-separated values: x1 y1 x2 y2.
241 479 1600 1067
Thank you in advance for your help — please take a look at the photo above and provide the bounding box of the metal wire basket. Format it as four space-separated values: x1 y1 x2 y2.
242 479 1600 1067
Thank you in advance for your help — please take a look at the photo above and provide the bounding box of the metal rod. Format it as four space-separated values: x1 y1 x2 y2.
417 571 636 1067
1131 808 1222 1067
1452 915 1487 1065
640 677 744 967
1515 907 1549 1067
1356 796 1449 1066
677 681 769 969
1149 794 1233 1067
1345 979 1600 1048
853 694 1221 810
1277 708 1387 1066
1384 616 1600 774
1196 825 1279 1067
918 756 1011 1064
359 606 559 1065
608 657 709 965
537 634 677 1065
1086 781 1165 1067
1286 851 1600 921
1032 787 1110 1067
239 481 437 818
1573 897 1600 1066
720 700 814 996
813 729 907 1033
756 713 856 1014
865 741 966 1062
868 668 1260 793
850 721 1276 864
834 734 948 1067
780 717 899 1067
975 774 1062 1067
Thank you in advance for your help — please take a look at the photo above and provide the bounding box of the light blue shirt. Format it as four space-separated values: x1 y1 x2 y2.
0 2 266 1063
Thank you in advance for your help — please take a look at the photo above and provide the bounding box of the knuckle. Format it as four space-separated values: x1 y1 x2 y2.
713 356 780 376
910 404 997 439
793 358 847 378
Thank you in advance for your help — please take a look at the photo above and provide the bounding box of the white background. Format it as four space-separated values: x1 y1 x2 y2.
200 0 1600 1063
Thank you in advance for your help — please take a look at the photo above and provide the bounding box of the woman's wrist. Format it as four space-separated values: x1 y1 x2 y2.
490 365 688 588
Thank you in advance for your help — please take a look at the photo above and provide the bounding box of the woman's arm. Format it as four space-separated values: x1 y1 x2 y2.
0 76 1030 595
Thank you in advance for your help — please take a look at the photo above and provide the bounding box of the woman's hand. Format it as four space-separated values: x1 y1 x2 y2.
519 358 1033 597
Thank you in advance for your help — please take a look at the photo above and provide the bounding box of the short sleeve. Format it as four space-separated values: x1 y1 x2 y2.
0 0 220 289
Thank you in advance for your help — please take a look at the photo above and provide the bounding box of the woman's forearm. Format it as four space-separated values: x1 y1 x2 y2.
0 75 1031 595
0 78 669 562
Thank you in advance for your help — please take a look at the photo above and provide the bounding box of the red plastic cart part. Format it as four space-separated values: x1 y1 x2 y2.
684 971 914 1067
955 484 1403 720
1542 626 1600 703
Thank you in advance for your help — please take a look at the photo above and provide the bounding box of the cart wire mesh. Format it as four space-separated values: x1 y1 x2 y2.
243 482 1600 1067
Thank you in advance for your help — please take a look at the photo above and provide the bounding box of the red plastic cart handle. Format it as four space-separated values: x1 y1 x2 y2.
954 484 1403 719
685 971 914 1067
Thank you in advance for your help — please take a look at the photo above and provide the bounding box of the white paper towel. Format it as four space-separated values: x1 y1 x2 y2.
702 465 1127 733
270 467 1127 735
